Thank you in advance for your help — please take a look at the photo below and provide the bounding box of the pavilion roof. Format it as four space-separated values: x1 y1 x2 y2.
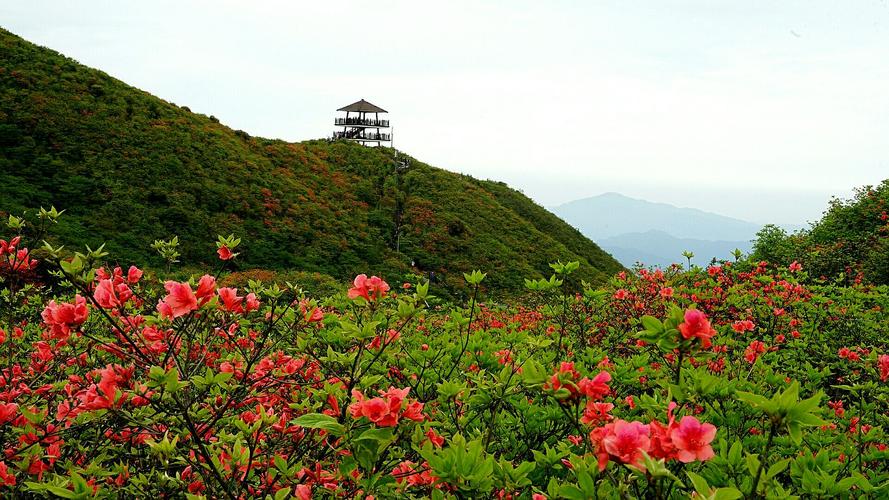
337 99 387 113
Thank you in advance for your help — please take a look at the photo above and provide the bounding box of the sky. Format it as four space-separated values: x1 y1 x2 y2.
3 1 888 225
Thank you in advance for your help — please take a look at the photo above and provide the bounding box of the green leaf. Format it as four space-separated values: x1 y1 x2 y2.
735 391 770 409
745 453 760 477
355 427 395 445
640 315 663 333
713 487 743 500
767 458 790 479
45 486 77 498
558 484 587 500
576 469 595 495
687 471 710 496
787 422 803 444
292 413 345 435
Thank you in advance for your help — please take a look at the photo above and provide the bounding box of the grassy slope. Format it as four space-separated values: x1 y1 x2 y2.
0 27 622 292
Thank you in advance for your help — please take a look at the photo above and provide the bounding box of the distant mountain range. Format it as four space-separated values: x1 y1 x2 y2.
553 192 762 240
598 230 749 268
551 193 787 267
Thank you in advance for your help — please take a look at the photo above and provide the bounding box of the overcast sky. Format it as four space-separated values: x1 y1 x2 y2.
3 1 888 224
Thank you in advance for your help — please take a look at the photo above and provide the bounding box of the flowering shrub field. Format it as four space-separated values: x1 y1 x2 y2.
1 210 888 499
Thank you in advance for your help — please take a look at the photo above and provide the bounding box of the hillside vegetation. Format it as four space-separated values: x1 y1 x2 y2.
752 180 889 285
0 27 621 293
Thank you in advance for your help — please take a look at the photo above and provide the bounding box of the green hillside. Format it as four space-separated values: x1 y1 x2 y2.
0 28 622 292
752 180 889 285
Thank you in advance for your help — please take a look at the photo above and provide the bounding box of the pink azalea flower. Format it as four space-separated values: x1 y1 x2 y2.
217 245 233 260
158 281 198 319
678 309 716 348
602 419 650 468
348 274 390 301
93 279 121 309
670 416 717 463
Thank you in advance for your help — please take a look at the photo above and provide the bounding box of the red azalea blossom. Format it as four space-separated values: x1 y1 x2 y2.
0 403 18 424
298 299 324 322
195 275 217 305
42 295 89 339
601 420 650 469
392 460 435 487
670 416 717 463
158 281 198 319
217 245 234 260
828 400 845 417
127 265 143 284
581 401 614 425
348 274 390 302
578 371 612 400
744 340 767 364
94 279 121 309
731 320 755 333
678 309 716 348
348 387 423 427
879 354 889 382
218 287 245 313
425 428 445 448
294 484 311 500
0 461 15 487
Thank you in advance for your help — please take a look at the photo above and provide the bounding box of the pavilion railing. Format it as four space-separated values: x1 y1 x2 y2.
335 117 390 127
333 131 391 141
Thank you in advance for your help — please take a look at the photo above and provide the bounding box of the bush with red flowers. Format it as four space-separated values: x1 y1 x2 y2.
0 209 887 498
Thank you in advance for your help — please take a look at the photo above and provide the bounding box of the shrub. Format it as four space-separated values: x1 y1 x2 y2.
0 212 886 498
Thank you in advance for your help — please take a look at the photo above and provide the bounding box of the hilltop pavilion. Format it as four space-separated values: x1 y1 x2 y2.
333 99 391 146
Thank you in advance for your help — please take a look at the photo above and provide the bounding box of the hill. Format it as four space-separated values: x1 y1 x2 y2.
598 230 749 268
0 28 622 292
752 180 889 285
551 192 762 241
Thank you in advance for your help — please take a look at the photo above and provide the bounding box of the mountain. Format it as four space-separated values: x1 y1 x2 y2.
552 192 763 241
0 28 622 293
598 230 750 268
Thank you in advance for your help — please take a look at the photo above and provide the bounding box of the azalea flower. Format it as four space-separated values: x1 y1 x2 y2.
602 420 650 468
0 461 15 487
218 287 244 313
348 386 423 427
678 309 716 348
127 265 143 284
578 371 612 400
879 354 889 382
0 403 18 424
217 245 234 260
581 401 614 425
348 274 390 301
731 320 755 333
158 281 198 319
670 416 717 462
425 428 445 448
42 295 89 339
294 484 311 500
744 340 767 364
195 275 217 305
94 279 121 309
